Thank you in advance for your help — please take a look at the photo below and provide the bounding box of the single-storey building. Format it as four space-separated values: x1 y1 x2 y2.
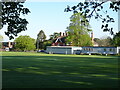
81 46 120 55
0 41 15 51
46 46 82 54
46 46 120 55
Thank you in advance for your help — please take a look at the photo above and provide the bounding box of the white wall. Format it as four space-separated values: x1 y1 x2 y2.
46 46 72 54
46 46 119 55
117 47 120 54
81 47 117 54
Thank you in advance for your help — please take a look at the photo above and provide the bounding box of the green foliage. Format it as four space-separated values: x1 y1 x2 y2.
66 13 92 46
0 35 3 41
14 35 36 51
94 36 113 46
36 30 46 49
65 1 120 35
112 31 120 46
0 43 2 49
49 32 60 40
43 40 52 50
0 1 30 39
0 35 3 48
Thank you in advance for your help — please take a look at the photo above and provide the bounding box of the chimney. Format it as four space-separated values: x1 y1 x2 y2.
8 41 11 48
65 32 68 36
60 32 62 36
91 32 94 44
63 33 65 36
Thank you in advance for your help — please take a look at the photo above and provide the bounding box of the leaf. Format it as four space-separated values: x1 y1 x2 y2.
105 24 108 28
84 2 89 5
101 6 103 9
103 18 106 21
97 9 100 11
106 15 109 18
9 35 14 40
117 1 120 5
85 9 90 13
107 20 110 23
84 6 88 9
73 10 78 14
72 6 77 10
101 25 104 29
78 2 84 6
79 7 82 11
19 4 23 7
95 16 98 19
111 20 115 22
103 29 108 32
5 32 9 36
111 28 113 31
110 3 114 9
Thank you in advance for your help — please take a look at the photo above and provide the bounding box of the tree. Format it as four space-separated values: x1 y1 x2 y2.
36 30 46 50
0 35 3 41
0 35 3 48
49 32 60 40
0 0 30 40
66 13 92 46
14 35 36 51
43 40 52 50
112 31 120 46
64 0 120 35
94 36 112 46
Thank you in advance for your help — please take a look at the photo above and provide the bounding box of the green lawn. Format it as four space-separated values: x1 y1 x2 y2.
1 52 120 88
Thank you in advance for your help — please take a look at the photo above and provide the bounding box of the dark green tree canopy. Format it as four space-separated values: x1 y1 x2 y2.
37 30 46 42
66 13 92 46
49 32 60 40
94 36 112 46
112 31 120 46
0 34 3 41
36 30 46 49
14 35 36 51
0 35 3 48
65 0 120 35
0 0 30 40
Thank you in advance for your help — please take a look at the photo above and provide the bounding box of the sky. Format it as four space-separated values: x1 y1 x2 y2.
0 0 119 41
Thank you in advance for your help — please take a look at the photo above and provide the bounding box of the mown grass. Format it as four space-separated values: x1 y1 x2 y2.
1 52 120 88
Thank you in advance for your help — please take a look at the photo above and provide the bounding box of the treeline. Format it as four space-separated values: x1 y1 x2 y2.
12 30 120 52
1 11 120 52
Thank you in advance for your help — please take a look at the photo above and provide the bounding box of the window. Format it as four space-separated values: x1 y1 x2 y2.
110 48 112 51
86 48 89 51
89 48 91 51
90 48 93 51
113 48 115 52
104 48 106 51
83 48 86 51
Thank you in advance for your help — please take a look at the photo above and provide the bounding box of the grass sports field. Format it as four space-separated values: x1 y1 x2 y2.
1 52 120 88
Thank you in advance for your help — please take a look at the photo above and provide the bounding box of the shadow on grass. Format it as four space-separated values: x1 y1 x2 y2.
2 55 119 88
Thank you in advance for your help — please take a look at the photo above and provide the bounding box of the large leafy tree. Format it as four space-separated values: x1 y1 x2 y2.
14 35 36 51
43 40 52 50
0 35 3 48
112 31 120 46
94 36 112 46
65 0 120 35
49 32 60 40
36 30 46 50
0 35 3 41
66 13 92 46
0 0 30 40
